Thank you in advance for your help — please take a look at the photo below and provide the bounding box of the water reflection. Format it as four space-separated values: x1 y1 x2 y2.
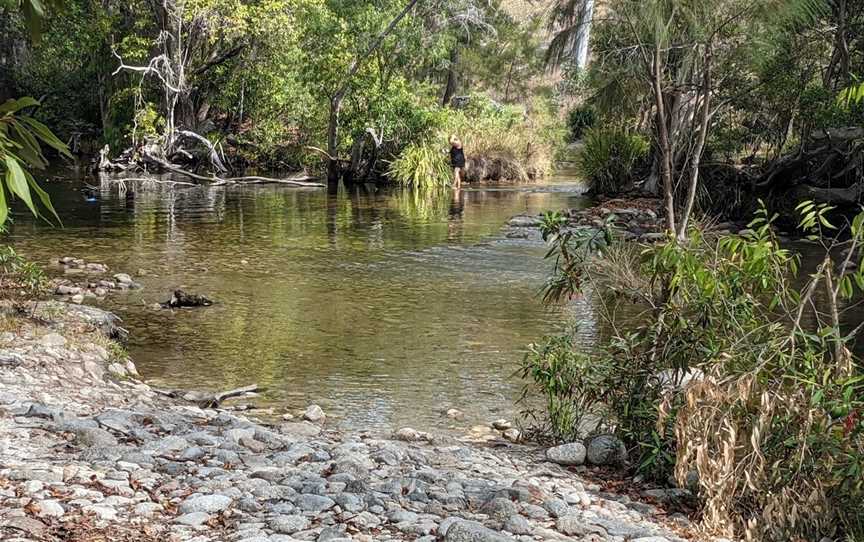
8 172 592 432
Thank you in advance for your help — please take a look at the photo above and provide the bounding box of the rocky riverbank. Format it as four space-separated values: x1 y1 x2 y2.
0 302 713 542
506 197 752 243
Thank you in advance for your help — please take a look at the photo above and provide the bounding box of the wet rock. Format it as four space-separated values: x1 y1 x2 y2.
445 408 464 420
507 215 542 228
56 285 83 295
163 289 213 308
586 434 628 466
303 404 326 423
113 273 134 285
394 427 431 442
545 442 587 466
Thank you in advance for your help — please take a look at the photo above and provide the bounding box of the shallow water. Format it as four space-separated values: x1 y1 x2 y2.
8 170 597 432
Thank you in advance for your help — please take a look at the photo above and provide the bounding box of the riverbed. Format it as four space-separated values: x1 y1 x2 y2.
7 171 598 432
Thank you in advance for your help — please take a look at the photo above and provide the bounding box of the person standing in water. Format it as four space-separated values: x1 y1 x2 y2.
449 135 466 190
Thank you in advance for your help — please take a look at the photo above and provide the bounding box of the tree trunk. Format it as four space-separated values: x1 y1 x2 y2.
676 45 713 242
652 48 676 235
326 94 343 186
442 45 459 107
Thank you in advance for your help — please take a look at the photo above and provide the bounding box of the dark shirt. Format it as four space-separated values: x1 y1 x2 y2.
450 146 466 168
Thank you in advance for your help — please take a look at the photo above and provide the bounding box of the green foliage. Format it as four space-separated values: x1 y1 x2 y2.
519 333 610 442
577 126 648 194
538 209 614 303
839 80 864 107
0 245 47 295
1 0 65 42
525 201 864 539
0 97 70 227
566 105 595 141
387 140 452 189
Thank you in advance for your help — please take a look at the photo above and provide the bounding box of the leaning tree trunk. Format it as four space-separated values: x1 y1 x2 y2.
442 46 459 106
676 44 713 242
652 48 677 235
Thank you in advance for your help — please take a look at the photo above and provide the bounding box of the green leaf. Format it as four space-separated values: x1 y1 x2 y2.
10 121 46 169
4 155 37 216
21 116 72 158
0 181 7 227
24 169 59 225
0 97 40 115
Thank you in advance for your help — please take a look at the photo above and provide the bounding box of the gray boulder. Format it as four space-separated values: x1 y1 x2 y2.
545 443 586 466
586 435 627 466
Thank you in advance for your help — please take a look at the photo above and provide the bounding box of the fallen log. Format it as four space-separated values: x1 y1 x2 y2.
143 151 324 187
154 384 260 408
102 177 197 187
211 174 323 187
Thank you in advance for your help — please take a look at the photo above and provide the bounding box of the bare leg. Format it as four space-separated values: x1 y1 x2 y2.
453 168 462 190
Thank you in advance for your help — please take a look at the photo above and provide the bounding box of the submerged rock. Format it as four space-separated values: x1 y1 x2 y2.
163 289 213 308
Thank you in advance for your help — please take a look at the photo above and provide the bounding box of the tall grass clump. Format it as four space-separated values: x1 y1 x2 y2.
388 94 564 186
522 202 864 541
577 126 648 194
387 141 453 189
0 246 47 298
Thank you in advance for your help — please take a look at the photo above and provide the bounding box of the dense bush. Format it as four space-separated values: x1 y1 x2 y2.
523 203 864 541
567 106 595 141
387 95 564 187
577 126 648 194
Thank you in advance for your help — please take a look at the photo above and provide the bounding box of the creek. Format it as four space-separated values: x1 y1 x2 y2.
8 170 600 432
